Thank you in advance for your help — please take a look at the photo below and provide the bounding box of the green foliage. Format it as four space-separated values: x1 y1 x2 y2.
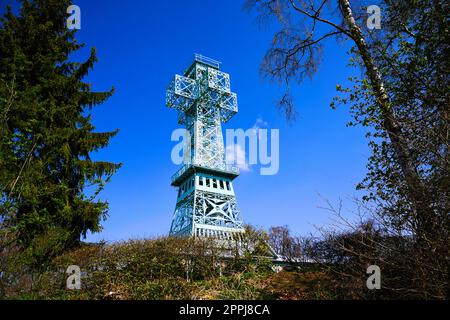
248 3 448 299
329 1 449 299
0 0 121 269
1 236 288 300
333 0 448 219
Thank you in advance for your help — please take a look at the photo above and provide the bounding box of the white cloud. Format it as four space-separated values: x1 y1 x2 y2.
225 143 250 172
224 116 270 173
251 116 269 134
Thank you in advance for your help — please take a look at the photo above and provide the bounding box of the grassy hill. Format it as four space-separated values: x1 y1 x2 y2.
1 236 340 300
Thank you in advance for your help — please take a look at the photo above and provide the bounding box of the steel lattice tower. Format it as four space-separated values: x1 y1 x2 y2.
166 54 245 240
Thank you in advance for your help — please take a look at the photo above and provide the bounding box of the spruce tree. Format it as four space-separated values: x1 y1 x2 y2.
0 0 121 269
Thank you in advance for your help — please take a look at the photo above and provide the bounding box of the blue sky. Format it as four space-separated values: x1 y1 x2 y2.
4 0 371 241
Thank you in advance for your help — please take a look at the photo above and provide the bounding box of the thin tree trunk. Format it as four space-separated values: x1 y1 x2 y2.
338 0 434 239
9 142 37 197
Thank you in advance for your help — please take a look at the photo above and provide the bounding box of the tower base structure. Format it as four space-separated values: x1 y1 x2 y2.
169 167 245 240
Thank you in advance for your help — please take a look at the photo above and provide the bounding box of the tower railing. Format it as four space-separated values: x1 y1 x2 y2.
194 54 221 69
171 162 239 185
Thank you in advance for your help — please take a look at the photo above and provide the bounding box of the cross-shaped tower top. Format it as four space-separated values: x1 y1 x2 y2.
165 54 245 239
